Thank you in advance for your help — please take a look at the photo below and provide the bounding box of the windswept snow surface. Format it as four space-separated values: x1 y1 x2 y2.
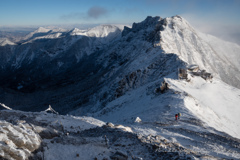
166 77 240 139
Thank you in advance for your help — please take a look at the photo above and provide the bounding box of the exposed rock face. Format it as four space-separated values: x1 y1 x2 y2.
114 53 185 99
0 121 41 160
110 151 128 160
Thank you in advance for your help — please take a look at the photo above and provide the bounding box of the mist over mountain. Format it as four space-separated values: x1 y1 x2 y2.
1 16 240 159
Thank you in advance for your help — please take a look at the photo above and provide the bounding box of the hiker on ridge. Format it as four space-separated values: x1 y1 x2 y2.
178 113 181 119
175 114 178 120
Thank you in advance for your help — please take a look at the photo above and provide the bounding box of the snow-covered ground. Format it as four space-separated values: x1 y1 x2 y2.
0 109 199 160
88 72 240 159
166 76 240 139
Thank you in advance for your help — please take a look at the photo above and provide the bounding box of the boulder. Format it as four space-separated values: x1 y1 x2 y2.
110 151 128 160
134 117 142 123
106 122 115 128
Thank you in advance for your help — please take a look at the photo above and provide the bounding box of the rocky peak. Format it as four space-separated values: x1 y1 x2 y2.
122 16 162 37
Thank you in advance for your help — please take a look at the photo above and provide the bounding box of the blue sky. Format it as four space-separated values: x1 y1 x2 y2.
0 0 239 25
0 0 240 43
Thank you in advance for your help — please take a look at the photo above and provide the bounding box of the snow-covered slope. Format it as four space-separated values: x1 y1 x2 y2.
1 78 240 160
167 76 240 139
68 25 123 56
160 16 240 89
199 32 240 70
85 60 240 140
0 38 16 46
23 27 51 40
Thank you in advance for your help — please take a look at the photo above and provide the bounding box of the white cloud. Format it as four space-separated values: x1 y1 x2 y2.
87 6 108 19
60 6 109 22
181 14 240 45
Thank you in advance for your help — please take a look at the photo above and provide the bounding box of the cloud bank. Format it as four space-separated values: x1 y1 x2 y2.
182 13 240 45
61 6 108 21
87 6 108 19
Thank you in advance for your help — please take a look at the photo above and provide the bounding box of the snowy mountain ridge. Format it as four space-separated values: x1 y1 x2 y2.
21 25 123 45
0 38 16 46
22 27 67 41
70 25 123 37
1 15 240 159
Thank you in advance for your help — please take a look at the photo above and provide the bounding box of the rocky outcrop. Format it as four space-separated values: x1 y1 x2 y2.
0 121 41 160
115 70 143 98
115 53 185 98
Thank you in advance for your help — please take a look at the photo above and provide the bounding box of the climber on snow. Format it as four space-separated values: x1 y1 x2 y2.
178 113 181 119
175 114 178 120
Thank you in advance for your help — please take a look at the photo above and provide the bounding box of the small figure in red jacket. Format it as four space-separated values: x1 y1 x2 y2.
175 114 178 120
